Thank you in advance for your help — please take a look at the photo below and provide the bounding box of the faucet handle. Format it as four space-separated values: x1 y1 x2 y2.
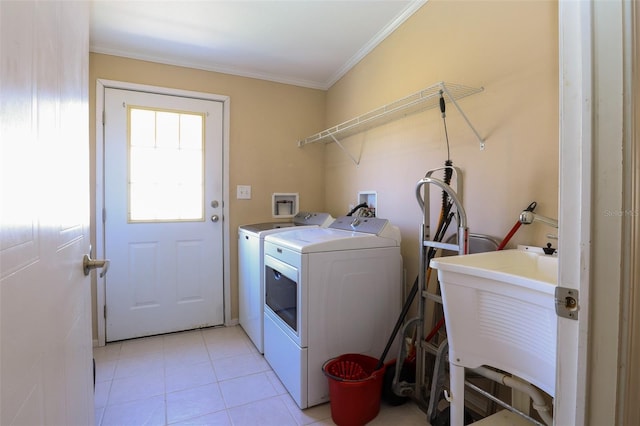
543 243 556 255
519 210 535 224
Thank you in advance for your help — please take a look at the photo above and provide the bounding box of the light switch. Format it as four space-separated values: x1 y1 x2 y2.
237 185 251 199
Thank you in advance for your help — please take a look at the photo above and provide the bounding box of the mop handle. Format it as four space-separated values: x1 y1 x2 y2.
497 201 536 250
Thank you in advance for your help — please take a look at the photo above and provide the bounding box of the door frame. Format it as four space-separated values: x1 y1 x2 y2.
95 79 231 346
557 0 636 423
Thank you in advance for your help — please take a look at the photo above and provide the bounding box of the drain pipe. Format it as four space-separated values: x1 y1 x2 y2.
470 366 553 426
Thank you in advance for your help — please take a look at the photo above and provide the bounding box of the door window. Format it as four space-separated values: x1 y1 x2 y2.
128 106 204 222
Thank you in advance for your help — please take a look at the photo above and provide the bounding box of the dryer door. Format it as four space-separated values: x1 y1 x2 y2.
264 254 304 346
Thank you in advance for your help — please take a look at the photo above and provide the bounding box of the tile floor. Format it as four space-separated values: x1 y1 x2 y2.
93 325 429 425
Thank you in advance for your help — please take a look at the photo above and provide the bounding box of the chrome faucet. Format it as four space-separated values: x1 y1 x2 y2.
519 210 559 255
519 210 558 229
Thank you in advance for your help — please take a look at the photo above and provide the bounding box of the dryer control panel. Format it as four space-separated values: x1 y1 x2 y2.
330 216 389 234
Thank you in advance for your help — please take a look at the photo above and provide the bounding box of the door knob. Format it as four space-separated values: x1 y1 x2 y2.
211 214 219 222
83 254 110 278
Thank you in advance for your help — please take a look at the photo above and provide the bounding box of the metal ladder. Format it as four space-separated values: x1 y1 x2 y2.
393 165 468 422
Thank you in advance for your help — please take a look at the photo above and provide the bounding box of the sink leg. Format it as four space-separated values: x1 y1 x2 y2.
449 364 465 426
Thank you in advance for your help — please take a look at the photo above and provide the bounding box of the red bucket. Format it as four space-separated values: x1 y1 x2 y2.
322 354 386 426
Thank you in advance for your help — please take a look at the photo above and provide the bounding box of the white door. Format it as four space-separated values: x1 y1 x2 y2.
104 88 224 342
0 1 94 425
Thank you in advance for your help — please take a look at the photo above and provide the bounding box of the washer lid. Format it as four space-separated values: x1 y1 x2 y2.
264 227 400 253
239 222 295 233
239 212 335 236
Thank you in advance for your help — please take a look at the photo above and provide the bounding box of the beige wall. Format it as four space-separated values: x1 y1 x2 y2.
89 54 326 338
90 0 559 340
321 0 559 290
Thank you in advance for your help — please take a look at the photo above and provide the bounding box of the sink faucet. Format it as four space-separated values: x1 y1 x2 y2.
519 210 558 229
519 210 559 255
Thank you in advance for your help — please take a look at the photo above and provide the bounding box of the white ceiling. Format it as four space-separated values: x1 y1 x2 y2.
90 1 426 90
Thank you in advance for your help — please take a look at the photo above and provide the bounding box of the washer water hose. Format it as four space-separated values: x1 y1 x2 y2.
346 202 368 216
470 366 553 425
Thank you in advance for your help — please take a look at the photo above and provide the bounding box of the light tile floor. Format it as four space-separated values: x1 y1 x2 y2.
94 325 429 425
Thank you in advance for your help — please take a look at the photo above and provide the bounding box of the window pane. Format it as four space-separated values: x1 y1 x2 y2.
128 107 204 222
180 114 203 150
176 150 203 184
156 111 179 149
130 109 155 147
129 182 161 221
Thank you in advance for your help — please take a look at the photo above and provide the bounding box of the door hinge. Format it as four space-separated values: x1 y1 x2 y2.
555 287 579 320
103 305 107 319
102 109 105 125
102 207 106 224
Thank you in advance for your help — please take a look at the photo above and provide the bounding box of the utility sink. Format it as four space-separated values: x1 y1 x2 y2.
430 249 558 397
431 248 558 289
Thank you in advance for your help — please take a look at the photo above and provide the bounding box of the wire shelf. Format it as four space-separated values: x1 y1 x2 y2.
297 82 484 150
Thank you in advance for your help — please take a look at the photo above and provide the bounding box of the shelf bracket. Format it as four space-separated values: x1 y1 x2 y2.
297 81 486 161
440 83 486 150
329 133 360 166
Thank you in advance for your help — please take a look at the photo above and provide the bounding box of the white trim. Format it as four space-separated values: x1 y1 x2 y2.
225 318 239 327
90 48 328 90
556 1 592 424
580 1 630 423
557 0 633 423
94 79 231 345
590 0 626 423
618 0 637 422
96 80 106 346
97 79 231 103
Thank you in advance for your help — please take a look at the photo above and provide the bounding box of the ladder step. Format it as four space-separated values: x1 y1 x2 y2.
423 241 460 251
419 340 441 355
421 292 442 304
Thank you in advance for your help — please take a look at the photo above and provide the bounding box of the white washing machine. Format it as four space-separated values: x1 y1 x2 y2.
238 212 334 353
262 216 403 408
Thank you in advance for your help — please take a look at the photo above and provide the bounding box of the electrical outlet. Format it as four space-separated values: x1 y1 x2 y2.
237 185 251 200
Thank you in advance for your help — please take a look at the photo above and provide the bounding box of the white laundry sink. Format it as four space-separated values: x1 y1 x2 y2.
431 248 558 288
430 249 558 396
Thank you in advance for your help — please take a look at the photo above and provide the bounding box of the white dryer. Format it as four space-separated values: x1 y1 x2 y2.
238 212 333 353
263 216 403 409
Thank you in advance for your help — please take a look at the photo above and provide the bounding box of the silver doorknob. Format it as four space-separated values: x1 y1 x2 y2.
83 254 110 278
211 214 219 222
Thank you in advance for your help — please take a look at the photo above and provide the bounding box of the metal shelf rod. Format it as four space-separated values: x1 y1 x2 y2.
329 133 360 166
297 81 485 153
440 83 486 150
